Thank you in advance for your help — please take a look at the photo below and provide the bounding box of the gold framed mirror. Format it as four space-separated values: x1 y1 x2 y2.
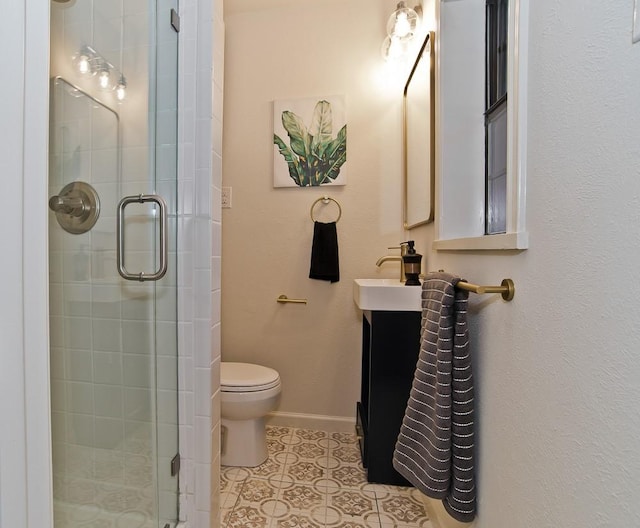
403 31 435 229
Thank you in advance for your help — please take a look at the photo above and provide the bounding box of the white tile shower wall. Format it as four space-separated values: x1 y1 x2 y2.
178 0 222 526
50 0 219 525
49 1 177 525
49 2 189 528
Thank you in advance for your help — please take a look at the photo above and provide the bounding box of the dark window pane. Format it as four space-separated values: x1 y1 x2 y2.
485 101 507 234
486 0 508 108
485 0 508 235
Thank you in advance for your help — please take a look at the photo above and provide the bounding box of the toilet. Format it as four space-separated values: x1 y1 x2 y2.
220 362 281 467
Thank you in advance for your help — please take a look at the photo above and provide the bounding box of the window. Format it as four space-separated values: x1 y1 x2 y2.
485 0 508 234
433 0 528 251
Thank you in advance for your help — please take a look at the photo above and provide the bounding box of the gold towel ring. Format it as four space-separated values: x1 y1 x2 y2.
310 196 342 223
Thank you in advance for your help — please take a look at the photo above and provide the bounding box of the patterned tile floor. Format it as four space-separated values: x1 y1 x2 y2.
221 426 433 528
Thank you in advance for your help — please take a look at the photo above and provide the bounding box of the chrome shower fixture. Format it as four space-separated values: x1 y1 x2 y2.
49 181 100 234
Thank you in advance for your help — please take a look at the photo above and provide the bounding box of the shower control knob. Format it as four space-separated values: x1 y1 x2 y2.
48 194 86 217
49 181 100 234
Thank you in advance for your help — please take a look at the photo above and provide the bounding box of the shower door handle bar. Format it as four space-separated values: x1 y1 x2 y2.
117 194 168 282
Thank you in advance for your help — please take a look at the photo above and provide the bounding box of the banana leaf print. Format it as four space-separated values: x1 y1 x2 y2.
273 100 347 187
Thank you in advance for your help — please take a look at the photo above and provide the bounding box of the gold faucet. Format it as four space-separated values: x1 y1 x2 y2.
376 244 408 282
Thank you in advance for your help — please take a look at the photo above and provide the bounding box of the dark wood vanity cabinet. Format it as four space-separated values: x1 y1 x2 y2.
356 310 421 486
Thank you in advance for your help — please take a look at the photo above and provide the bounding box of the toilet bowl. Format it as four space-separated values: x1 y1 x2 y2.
220 362 281 467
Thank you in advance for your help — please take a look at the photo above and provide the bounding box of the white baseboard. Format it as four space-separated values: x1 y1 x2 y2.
266 411 356 433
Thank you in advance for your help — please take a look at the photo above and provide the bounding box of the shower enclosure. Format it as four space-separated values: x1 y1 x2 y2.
48 1 179 527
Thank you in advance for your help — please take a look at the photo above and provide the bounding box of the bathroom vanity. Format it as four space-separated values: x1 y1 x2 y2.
356 309 421 486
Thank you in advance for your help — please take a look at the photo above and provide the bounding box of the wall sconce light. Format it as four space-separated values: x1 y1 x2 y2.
73 45 95 76
387 1 419 41
382 1 423 62
72 45 127 102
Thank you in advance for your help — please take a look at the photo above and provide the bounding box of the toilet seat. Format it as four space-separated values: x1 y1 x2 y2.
221 362 281 392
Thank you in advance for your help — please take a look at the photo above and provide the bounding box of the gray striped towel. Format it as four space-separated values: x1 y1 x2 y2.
393 272 476 522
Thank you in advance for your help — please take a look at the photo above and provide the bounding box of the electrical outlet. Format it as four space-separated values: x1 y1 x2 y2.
221 187 232 208
634 0 640 44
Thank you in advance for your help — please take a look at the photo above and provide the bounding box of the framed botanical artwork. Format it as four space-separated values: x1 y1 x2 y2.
273 95 347 187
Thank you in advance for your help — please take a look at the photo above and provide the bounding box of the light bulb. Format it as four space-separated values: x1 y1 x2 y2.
381 35 408 62
98 68 110 90
116 76 127 101
386 2 419 41
77 54 90 74
395 12 411 38
73 47 95 76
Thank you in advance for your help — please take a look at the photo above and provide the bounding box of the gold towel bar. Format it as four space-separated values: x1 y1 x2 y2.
427 272 516 301
456 278 515 301
277 294 308 304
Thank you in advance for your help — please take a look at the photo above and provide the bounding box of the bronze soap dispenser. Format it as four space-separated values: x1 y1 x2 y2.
402 240 422 286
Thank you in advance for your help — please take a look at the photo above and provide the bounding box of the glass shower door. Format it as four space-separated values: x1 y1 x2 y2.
48 1 179 527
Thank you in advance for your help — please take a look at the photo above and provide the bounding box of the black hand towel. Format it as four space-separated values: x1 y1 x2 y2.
309 221 340 283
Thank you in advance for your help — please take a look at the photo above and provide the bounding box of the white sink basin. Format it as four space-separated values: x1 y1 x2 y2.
353 278 422 312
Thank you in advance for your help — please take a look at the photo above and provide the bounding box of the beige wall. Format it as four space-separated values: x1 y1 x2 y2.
222 0 413 419
418 2 640 527
223 0 640 526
